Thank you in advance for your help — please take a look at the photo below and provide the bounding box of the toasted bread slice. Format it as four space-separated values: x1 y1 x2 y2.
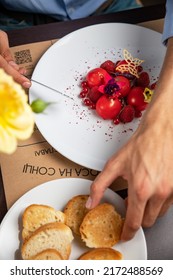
64 195 89 235
21 222 74 260
78 248 123 260
80 203 123 248
30 249 64 260
22 204 66 241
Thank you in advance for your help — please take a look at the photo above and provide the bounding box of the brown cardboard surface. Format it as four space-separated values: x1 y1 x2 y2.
0 127 100 208
0 19 164 209
0 124 127 209
138 18 164 34
10 40 56 78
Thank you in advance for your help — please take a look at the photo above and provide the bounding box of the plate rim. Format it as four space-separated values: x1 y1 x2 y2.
32 22 163 65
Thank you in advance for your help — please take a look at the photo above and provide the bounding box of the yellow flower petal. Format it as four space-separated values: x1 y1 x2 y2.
5 104 34 139
0 68 34 154
0 125 17 154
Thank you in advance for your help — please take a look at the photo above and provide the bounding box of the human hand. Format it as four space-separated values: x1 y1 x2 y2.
86 105 173 241
0 30 31 88
86 37 173 241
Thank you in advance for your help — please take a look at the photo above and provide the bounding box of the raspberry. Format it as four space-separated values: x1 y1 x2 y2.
119 105 135 123
136 72 150 87
88 86 102 103
100 60 115 73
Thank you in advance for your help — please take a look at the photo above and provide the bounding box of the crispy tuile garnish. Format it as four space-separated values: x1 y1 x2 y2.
116 49 144 78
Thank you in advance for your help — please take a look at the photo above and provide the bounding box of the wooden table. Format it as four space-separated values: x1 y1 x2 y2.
2 3 172 260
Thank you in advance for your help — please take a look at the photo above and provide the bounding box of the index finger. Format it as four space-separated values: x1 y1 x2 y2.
86 158 122 209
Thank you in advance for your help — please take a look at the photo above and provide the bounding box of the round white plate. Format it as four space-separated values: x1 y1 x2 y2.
29 23 165 171
0 178 147 260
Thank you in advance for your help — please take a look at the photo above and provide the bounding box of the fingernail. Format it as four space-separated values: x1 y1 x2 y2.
22 81 31 88
85 197 92 208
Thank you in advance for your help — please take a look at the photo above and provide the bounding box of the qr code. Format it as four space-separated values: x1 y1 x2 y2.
14 49 32 65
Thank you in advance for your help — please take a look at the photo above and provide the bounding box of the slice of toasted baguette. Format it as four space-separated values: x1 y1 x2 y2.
22 204 66 241
63 195 89 235
80 203 123 248
30 249 64 260
21 222 74 260
78 248 123 260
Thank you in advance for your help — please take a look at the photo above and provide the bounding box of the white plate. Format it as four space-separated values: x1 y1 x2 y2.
0 178 147 260
29 23 165 171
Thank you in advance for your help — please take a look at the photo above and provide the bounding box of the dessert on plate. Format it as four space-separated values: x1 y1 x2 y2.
79 49 155 125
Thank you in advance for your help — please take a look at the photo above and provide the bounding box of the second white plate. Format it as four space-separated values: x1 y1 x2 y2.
0 178 147 260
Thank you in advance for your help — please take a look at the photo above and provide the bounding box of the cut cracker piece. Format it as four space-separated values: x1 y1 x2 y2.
80 203 123 248
64 195 89 235
30 249 64 260
22 204 66 241
78 248 123 260
21 222 74 260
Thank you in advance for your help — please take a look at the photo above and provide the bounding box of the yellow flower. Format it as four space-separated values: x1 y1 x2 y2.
143 87 154 103
0 68 34 154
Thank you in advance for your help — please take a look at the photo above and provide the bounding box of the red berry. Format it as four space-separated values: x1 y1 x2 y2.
79 91 87 98
82 87 89 93
127 86 147 111
137 65 143 73
88 86 102 103
81 81 88 88
100 60 116 73
86 68 111 88
96 96 122 120
90 103 96 109
115 60 121 66
135 110 142 118
119 105 135 123
84 98 92 106
136 72 150 87
113 118 120 125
